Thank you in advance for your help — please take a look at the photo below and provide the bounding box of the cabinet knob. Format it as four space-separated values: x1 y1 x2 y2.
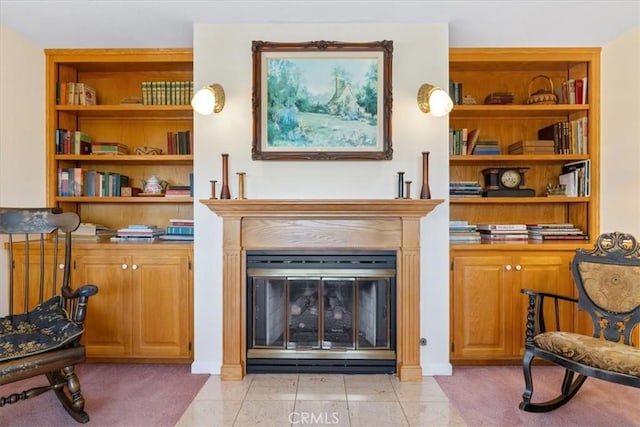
132 264 138 270
515 264 522 271
58 263 65 269
505 265 512 271
122 263 128 270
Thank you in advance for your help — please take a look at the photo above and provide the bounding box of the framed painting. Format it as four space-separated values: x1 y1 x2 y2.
251 40 393 160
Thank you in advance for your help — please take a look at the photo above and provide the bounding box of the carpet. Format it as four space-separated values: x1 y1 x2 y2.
435 365 640 427
0 363 209 427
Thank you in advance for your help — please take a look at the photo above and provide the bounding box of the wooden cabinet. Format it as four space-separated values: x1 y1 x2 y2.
451 250 575 363
43 49 195 362
74 245 193 362
448 48 601 363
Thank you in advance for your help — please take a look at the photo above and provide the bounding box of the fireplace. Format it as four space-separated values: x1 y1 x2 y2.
246 250 396 373
200 199 443 381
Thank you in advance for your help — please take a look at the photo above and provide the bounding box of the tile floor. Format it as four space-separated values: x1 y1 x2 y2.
175 373 466 427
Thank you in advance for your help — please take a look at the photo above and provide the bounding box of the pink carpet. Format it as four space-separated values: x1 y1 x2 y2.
0 363 209 427
435 365 640 427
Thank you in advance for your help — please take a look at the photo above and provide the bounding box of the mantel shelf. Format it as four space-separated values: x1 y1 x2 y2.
200 198 445 218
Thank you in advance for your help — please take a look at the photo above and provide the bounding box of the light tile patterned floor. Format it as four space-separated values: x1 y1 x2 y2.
176 374 466 427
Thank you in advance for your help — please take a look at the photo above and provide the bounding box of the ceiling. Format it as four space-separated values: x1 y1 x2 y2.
0 0 638 49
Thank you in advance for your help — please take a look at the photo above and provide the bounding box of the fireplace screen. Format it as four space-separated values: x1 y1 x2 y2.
247 251 396 373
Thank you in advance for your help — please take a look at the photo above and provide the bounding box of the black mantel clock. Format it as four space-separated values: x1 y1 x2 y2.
481 167 536 197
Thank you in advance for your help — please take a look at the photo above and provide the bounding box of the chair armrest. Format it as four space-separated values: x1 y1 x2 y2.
62 284 98 324
521 288 578 344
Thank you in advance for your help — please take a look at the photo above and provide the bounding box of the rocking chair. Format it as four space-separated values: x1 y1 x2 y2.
0 207 98 423
519 231 640 412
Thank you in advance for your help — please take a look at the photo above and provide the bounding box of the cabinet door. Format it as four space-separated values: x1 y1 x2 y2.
513 251 575 356
130 252 192 359
451 253 512 360
9 245 65 312
74 253 132 357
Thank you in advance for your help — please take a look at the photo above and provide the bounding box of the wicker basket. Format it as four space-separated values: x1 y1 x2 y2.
526 75 558 105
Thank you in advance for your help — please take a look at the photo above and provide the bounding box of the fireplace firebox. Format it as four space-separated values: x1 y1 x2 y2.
246 250 396 374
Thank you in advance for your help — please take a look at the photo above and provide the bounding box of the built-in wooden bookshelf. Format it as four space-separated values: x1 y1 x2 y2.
45 48 194 230
448 47 601 364
44 49 195 362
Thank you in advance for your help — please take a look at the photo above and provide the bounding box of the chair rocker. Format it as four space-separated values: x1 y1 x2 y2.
519 231 640 412
0 207 98 423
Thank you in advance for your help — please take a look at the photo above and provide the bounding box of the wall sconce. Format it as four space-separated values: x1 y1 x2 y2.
417 84 453 117
191 83 225 115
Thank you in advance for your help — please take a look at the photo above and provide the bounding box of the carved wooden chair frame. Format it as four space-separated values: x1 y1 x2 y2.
0 207 98 423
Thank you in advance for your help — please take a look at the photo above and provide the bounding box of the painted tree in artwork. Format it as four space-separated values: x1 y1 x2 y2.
357 62 378 123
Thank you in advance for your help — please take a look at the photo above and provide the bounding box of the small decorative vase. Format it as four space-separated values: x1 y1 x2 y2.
420 151 431 199
220 153 231 199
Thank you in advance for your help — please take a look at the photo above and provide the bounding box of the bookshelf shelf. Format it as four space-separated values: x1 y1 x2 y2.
54 196 193 203
451 104 589 118
55 104 193 118
55 154 193 164
449 196 590 204
450 154 589 164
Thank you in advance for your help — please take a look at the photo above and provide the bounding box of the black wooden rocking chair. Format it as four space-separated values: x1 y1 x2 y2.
520 231 640 412
0 207 98 423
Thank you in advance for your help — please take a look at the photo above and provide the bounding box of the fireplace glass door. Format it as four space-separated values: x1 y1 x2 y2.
252 276 392 352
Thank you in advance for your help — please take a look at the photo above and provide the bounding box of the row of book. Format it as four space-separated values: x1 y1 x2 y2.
167 130 192 155
141 81 193 106
58 168 129 197
558 78 588 105
450 221 588 243
559 160 591 197
55 129 92 154
159 219 194 241
537 117 588 155
56 82 97 105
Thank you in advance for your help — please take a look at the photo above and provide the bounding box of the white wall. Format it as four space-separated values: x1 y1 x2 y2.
601 27 640 236
191 23 452 376
0 25 46 315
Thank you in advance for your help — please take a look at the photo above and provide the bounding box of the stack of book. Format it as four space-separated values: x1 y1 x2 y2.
477 224 529 242
111 224 165 242
164 185 192 198
472 140 501 155
160 219 194 241
71 223 116 241
449 181 482 198
508 140 555 155
92 142 129 155
527 224 588 241
449 220 481 243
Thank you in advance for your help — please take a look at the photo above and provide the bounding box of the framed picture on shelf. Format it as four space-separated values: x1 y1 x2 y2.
251 40 393 161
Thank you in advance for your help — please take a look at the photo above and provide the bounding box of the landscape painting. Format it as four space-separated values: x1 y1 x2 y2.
251 40 393 160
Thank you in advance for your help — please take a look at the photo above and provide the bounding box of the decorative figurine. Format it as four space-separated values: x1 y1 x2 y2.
220 153 231 199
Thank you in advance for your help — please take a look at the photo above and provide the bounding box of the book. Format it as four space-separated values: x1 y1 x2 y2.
477 224 527 231
159 234 194 241
466 128 480 155
166 225 194 235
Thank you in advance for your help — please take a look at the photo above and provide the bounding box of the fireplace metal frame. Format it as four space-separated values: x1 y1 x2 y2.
246 250 397 374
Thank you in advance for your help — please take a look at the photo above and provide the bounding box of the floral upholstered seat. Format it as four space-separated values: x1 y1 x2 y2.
0 296 84 363
519 232 640 413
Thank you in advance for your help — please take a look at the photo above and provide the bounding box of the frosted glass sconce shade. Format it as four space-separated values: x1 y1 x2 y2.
417 84 453 117
191 83 225 115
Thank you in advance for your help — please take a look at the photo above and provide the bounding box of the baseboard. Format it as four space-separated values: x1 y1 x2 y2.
422 362 453 376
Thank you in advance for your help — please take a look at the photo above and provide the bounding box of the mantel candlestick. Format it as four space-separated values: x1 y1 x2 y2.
420 151 432 199
397 172 405 199
237 172 246 199
220 153 231 199
209 180 218 200
404 181 412 199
